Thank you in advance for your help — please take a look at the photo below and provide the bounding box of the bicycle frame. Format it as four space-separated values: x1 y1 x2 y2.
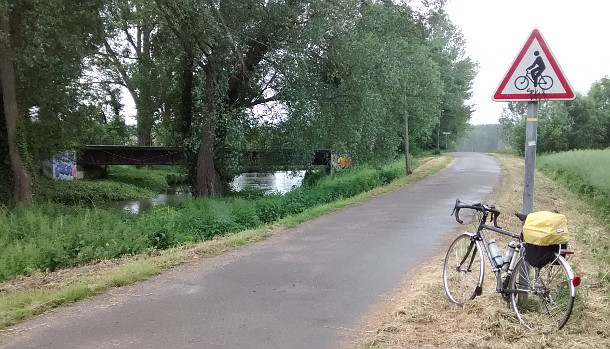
470 211 523 294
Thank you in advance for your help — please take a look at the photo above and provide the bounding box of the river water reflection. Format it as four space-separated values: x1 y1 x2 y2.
115 171 306 214
230 170 306 194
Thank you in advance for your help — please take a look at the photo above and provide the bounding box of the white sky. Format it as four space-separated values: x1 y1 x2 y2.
445 0 610 125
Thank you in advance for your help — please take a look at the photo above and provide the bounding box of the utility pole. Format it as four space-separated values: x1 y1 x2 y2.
436 109 442 151
404 108 411 175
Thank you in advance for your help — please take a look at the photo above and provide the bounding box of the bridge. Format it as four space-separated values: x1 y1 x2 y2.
79 145 331 174
80 145 182 166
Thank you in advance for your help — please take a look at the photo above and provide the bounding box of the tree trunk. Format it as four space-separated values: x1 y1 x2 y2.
136 102 154 146
0 12 32 203
137 26 154 146
193 56 222 197
179 51 194 141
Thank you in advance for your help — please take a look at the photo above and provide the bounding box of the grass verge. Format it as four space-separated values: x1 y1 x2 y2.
0 156 451 331
356 154 610 348
0 157 439 282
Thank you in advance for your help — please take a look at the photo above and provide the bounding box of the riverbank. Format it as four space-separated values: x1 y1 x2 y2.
0 156 451 330
34 166 184 206
354 154 610 348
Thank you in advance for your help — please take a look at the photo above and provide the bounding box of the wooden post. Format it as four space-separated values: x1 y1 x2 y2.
404 108 411 175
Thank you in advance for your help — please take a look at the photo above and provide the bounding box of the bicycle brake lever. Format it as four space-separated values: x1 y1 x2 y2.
493 212 502 229
451 199 459 217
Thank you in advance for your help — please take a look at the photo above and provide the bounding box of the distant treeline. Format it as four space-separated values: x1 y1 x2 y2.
455 124 509 152
500 77 610 155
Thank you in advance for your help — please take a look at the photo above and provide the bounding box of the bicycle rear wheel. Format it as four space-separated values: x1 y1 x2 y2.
443 233 484 305
509 255 574 332
514 75 529 90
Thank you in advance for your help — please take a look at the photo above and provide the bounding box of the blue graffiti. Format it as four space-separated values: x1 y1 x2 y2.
54 162 74 179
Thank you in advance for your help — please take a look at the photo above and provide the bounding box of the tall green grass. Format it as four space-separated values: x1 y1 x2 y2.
34 166 185 206
106 166 185 192
0 158 416 282
35 179 155 205
538 149 610 218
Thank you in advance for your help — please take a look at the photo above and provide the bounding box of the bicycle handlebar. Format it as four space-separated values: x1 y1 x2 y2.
451 199 502 228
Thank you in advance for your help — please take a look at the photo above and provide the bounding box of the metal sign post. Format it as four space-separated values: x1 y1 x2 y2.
493 28 574 214
522 102 538 214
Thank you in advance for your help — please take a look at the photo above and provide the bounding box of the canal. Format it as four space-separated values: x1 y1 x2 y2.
114 170 306 214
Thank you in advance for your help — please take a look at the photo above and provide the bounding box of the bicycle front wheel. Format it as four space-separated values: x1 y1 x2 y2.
538 75 554 90
443 233 484 305
509 255 574 332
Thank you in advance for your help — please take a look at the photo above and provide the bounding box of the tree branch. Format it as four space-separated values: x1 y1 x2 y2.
81 80 128 88
103 39 137 103
123 28 139 57
246 94 282 108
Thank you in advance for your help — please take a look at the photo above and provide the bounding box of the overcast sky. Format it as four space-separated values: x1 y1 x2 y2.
445 0 610 125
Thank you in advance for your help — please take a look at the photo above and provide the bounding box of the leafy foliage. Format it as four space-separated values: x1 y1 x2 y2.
1 0 476 202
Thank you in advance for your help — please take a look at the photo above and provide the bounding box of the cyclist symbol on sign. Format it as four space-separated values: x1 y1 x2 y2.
514 50 554 91
527 51 545 87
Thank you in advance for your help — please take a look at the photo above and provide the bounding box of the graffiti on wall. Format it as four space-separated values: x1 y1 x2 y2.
43 151 77 180
331 153 353 170
337 157 353 169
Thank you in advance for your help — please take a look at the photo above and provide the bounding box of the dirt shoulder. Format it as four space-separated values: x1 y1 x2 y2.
349 154 610 348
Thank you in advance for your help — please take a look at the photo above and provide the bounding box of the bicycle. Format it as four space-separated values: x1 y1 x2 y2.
442 199 581 332
514 71 553 91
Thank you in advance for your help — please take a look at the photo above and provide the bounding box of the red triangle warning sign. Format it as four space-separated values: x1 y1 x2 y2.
493 29 574 101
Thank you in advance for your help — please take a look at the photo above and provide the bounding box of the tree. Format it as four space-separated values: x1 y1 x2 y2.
93 0 164 146
153 0 350 196
1 4 32 202
0 0 107 203
426 11 477 149
291 1 445 164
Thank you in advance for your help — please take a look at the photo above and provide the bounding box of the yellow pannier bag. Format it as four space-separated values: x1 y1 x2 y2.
523 211 569 246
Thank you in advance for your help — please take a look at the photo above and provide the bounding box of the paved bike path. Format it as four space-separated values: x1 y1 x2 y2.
0 153 501 349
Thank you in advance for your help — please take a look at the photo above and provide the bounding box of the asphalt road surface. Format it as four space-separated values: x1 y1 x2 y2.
0 152 501 349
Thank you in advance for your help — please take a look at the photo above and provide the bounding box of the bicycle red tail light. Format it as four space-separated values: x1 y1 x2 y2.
572 276 581 287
